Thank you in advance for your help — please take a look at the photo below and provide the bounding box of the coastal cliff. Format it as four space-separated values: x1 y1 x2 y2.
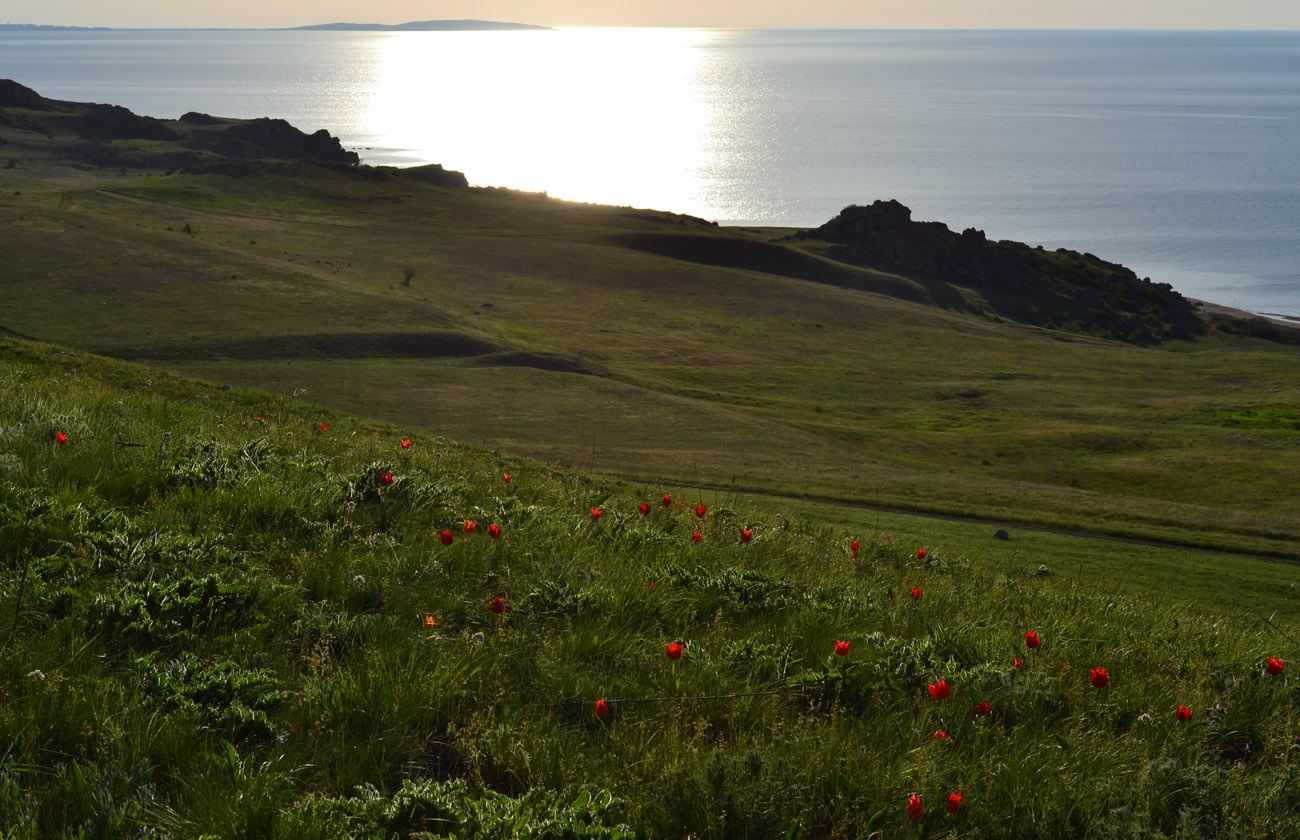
800 200 1204 343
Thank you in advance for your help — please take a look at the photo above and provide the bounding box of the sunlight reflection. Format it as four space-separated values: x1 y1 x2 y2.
365 28 721 214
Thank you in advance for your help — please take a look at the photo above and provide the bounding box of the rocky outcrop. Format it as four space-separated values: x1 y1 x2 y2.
800 200 1203 343
77 103 178 141
0 79 48 109
402 163 469 188
194 118 359 165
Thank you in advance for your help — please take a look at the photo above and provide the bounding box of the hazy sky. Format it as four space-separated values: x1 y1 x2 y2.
7 0 1300 30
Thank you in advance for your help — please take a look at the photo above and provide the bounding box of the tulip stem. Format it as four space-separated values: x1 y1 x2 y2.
1 550 31 657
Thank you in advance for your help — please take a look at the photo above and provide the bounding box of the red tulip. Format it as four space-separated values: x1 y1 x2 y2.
590 508 603 521
488 523 501 539
594 699 610 718
1175 704 1192 722
691 531 702 543
678 502 685 508
834 640 850 657
400 439 412 449
741 528 753 543
662 494 672 506
380 472 393 486
850 540 859 556
948 792 963 814
917 549 927 560
1268 657 1286 675
927 680 951 700
910 587 923 600
55 432 68 445
316 422 327 433
906 793 924 822
933 730 948 740
423 615 436 630
1013 657 1025 670
974 701 990 716
666 642 683 660
1090 667 1109 688
502 473 511 484
1024 631 1041 649
489 596 505 614
695 504 706 518
639 503 650 515
463 519 476 534
440 530 453 546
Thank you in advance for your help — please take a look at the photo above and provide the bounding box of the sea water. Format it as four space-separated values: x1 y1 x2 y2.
3 28 1298 317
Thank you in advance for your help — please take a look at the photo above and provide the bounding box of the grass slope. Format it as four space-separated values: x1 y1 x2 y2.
2 153 1300 565
2 338 1299 838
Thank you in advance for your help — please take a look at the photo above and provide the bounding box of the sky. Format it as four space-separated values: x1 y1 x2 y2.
5 0 1300 30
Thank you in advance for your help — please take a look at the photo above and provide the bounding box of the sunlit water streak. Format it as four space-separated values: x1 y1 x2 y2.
2 28 1298 316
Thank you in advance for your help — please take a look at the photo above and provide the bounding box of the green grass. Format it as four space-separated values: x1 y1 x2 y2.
2 149 1300 564
3 337 1300 838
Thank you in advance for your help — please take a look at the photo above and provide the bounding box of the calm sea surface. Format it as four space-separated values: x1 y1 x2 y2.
3 28 1299 317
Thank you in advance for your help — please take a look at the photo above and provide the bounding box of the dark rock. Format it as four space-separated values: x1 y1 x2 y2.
195 118 358 165
179 111 220 125
799 200 1203 343
994 529 1010 541
402 163 469 188
0 79 47 109
78 103 178 141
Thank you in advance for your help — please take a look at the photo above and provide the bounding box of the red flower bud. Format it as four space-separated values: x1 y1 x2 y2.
948 792 963 814
399 439 412 449
1024 631 1041 649
590 508 603 521
594 699 610 718
488 523 501 539
1175 704 1192 722
380 472 393 486
910 587 923 600
1013 658 1025 670
933 730 948 740
1268 657 1286 675
489 596 505 614
917 549 927 559
639 503 650 515
691 531 702 543
1090 667 1109 688
440 530 453 546
974 701 990 716
927 679 951 700
463 519 476 534
695 504 706 518
850 540 859 556
662 494 672 506
502 473 511 484
55 432 68 444
741 528 753 543
665 642 683 660
423 615 436 629
834 640 850 656
906 793 923 822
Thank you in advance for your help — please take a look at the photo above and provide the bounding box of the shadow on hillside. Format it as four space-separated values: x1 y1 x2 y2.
609 232 969 310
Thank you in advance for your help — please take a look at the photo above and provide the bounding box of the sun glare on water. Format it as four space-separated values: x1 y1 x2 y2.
363 28 720 212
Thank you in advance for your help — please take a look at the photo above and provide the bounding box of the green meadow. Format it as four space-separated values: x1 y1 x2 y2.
2 338 1299 838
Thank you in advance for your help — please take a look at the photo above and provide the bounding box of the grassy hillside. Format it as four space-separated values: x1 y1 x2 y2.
3 338 1300 838
3 147 1300 564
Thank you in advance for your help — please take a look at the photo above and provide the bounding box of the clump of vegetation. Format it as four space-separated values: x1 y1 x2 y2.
1 336 1297 837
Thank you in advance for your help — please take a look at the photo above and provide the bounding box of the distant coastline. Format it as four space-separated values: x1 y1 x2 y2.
0 20 550 32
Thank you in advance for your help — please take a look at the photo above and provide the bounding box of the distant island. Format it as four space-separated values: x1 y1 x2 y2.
0 23 110 30
289 20 551 31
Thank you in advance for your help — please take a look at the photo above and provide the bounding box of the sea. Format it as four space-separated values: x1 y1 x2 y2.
3 28 1299 318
